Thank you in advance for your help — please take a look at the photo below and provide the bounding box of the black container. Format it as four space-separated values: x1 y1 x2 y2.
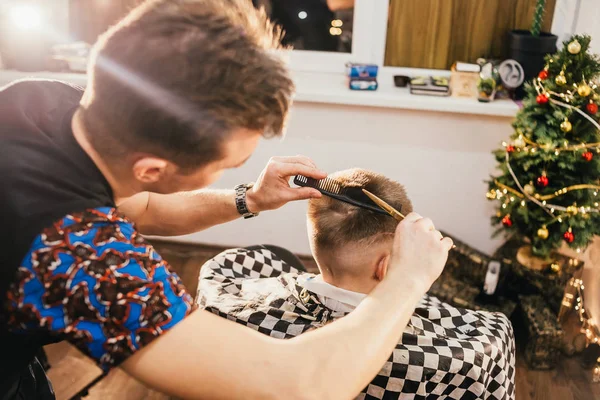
509 30 558 85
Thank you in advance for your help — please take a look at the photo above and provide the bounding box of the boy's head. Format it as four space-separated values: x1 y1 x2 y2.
307 169 412 293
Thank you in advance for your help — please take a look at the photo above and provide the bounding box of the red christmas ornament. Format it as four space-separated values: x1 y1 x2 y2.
501 215 512 227
587 102 598 114
536 93 549 105
506 145 515 153
536 175 549 187
563 230 575 243
583 151 594 161
538 70 549 80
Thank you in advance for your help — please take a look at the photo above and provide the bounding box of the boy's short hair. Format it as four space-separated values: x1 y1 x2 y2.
307 169 413 250
80 0 293 170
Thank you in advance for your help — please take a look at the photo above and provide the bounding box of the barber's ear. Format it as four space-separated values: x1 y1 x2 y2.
374 254 390 281
132 157 170 183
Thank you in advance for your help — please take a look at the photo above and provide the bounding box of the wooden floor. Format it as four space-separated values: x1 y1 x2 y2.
43 241 599 400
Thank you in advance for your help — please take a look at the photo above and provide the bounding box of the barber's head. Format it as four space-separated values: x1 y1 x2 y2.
78 0 293 193
307 169 412 293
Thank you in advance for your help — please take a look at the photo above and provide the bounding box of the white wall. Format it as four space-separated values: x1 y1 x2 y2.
575 0 600 53
174 102 513 256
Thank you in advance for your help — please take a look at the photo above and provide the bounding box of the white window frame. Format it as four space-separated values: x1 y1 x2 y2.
290 0 584 76
289 0 386 73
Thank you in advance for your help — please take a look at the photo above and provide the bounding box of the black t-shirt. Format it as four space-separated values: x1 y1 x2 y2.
0 80 193 390
0 80 114 301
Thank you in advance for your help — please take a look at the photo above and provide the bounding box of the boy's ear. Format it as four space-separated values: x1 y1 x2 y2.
374 254 390 281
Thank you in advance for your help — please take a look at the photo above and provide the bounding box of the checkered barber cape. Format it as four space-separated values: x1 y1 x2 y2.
196 248 516 400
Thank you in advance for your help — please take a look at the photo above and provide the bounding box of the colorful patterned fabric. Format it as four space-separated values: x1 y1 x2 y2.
198 248 517 400
5 207 194 371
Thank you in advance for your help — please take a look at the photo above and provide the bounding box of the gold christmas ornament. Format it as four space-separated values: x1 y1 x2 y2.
567 205 579 215
550 263 561 273
537 226 549 240
524 184 535 195
578 84 592 97
496 211 502 218
486 190 497 200
514 136 526 148
560 119 573 132
568 39 582 54
555 71 567 86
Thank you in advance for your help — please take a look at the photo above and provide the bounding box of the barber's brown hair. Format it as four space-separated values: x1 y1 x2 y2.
308 169 413 249
80 0 293 169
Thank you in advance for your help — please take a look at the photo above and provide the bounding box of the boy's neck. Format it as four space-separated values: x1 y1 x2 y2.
319 271 375 295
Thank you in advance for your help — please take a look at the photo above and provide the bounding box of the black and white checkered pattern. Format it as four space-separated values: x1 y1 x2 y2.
197 248 516 400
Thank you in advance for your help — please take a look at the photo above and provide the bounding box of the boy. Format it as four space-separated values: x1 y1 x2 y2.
198 169 516 400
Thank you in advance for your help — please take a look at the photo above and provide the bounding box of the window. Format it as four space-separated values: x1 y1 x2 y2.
0 0 581 75
252 0 354 53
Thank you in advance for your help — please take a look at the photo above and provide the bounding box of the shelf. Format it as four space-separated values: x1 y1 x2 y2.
0 69 520 118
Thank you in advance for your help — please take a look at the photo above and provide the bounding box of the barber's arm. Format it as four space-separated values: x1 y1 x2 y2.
122 214 453 399
118 155 325 236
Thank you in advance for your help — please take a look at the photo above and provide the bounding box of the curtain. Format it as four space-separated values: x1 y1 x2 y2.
385 0 557 69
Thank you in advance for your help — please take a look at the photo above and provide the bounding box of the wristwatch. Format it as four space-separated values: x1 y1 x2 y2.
235 183 259 219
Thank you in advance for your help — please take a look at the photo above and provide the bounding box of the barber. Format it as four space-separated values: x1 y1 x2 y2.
0 0 452 399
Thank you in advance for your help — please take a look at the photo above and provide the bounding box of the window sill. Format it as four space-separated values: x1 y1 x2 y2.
0 69 520 118
293 70 519 118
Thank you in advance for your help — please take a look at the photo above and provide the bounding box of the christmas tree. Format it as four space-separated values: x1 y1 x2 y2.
487 35 600 258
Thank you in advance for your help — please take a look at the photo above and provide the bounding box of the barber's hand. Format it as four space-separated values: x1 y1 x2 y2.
246 156 327 213
388 213 453 293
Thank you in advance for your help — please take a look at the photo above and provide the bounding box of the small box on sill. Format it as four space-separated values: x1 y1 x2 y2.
349 77 378 91
345 63 378 79
451 62 481 98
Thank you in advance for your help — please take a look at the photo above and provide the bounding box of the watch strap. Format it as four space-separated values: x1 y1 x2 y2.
235 183 258 219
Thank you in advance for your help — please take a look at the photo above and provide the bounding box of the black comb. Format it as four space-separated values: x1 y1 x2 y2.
294 175 395 217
